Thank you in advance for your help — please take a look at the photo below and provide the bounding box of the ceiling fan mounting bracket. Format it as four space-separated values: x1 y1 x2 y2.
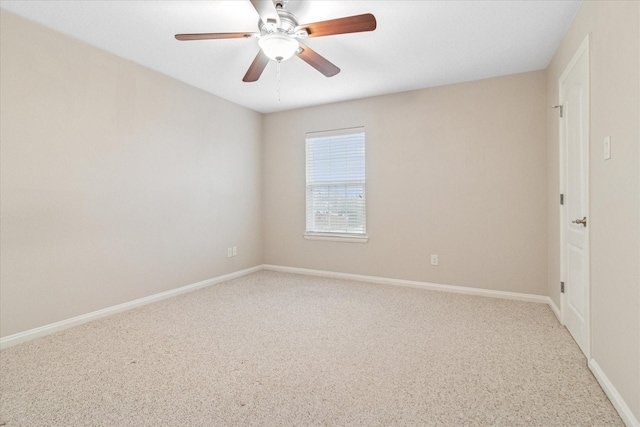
274 0 287 9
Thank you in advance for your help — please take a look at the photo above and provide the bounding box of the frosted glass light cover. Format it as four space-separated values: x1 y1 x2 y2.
258 33 299 61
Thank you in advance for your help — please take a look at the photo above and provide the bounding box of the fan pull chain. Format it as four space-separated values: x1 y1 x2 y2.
276 59 281 101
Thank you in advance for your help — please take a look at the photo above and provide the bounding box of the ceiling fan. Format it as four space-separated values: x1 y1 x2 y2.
175 0 377 82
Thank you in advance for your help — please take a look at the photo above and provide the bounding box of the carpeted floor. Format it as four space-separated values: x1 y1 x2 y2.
0 270 623 426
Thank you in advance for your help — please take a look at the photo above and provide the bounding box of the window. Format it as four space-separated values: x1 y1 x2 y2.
305 127 367 242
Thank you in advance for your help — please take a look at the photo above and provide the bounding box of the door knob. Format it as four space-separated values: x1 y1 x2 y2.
572 217 587 227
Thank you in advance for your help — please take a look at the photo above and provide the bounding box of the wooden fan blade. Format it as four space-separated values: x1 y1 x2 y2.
243 50 270 82
250 0 280 27
175 32 254 41
298 13 376 38
296 43 340 77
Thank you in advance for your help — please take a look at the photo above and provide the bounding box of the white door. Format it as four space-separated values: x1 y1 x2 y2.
560 36 590 358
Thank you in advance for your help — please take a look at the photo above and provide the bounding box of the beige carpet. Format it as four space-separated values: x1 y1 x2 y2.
0 270 623 426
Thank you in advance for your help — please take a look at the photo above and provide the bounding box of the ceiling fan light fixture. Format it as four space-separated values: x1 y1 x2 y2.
258 33 299 62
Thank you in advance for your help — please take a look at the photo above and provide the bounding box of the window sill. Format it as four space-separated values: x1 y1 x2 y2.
304 234 369 243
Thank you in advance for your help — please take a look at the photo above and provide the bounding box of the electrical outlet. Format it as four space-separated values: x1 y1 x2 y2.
430 254 439 266
227 247 232 257
232 246 237 256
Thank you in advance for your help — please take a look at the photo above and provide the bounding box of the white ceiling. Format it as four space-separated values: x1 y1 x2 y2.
0 0 581 114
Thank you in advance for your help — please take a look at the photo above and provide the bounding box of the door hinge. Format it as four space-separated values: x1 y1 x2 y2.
553 105 563 118
561 282 565 293
560 194 564 205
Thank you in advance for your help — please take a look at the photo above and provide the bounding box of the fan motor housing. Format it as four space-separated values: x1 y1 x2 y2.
259 6 298 35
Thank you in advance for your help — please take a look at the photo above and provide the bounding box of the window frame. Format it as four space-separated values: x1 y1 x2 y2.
304 127 368 243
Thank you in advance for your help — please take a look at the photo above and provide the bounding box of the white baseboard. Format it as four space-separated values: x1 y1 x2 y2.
0 264 562 352
262 264 549 304
589 359 640 427
548 297 562 322
0 265 262 350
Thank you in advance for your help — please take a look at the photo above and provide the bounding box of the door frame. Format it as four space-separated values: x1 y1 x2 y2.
559 34 591 359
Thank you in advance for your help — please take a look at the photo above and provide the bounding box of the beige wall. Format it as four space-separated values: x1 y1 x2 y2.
263 71 548 296
546 0 640 421
0 11 263 337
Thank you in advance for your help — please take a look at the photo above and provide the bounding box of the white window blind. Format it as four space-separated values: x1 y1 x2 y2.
305 127 366 237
